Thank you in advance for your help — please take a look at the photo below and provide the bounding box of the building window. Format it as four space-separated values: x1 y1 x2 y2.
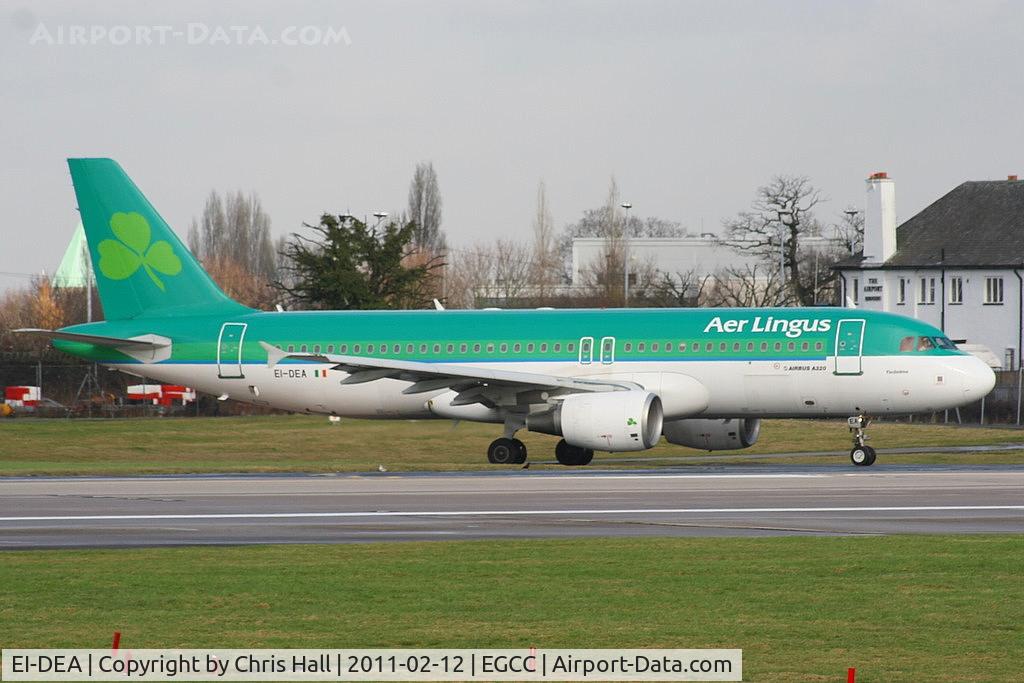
852 279 859 304
949 277 963 304
919 277 935 304
985 277 1004 304
1006 348 1016 371
898 278 907 305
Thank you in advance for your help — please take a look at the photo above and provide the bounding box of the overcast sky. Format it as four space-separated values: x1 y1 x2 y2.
2 0 1023 292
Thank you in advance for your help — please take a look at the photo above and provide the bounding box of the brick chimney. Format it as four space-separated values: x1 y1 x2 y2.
863 172 896 263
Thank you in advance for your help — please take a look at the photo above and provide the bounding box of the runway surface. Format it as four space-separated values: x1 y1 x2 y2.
2 465 1024 548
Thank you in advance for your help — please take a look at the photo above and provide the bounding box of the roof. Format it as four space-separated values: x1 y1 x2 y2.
836 179 1024 269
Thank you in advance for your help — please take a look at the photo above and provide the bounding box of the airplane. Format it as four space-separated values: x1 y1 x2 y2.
18 159 996 467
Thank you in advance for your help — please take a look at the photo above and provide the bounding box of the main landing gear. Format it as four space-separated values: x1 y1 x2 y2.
487 437 527 464
848 415 877 467
555 439 593 466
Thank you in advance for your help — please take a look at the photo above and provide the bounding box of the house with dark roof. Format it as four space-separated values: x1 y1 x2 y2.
834 173 1024 370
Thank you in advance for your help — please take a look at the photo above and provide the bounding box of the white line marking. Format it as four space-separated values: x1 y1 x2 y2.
1 505 1023 523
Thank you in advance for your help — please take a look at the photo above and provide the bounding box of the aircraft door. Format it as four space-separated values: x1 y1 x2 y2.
600 336 615 365
578 337 594 365
217 322 247 379
834 319 865 375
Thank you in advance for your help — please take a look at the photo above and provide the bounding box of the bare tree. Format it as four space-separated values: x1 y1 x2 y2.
647 269 715 307
530 180 559 299
721 175 825 306
707 264 794 307
833 206 865 254
407 162 446 253
189 189 279 308
446 240 532 308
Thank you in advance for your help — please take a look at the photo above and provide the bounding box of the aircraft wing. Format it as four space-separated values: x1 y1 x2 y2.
258 341 641 406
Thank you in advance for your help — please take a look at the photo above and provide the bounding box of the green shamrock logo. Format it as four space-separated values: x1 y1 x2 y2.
626 417 637 426
98 212 182 291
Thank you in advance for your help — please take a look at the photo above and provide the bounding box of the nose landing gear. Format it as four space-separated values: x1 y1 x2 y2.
848 415 876 466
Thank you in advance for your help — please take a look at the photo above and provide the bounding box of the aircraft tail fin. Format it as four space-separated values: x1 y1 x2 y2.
67 158 252 320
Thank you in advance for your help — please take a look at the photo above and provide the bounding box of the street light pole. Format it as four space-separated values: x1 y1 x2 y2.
620 202 632 307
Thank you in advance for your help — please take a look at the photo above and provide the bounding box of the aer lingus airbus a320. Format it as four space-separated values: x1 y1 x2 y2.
20 159 996 467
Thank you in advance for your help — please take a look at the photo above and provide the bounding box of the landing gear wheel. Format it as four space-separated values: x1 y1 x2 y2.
487 438 521 465
511 439 527 464
850 445 876 467
555 439 594 466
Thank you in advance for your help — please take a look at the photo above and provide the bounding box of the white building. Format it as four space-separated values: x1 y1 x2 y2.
834 173 1024 370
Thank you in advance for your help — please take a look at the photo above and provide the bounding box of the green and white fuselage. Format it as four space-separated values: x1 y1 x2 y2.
57 307 992 420
23 159 996 467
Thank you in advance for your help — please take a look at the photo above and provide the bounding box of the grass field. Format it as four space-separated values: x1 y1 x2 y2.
1 536 1021 681
0 415 1023 475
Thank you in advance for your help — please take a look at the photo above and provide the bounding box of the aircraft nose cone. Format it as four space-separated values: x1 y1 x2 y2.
962 356 996 400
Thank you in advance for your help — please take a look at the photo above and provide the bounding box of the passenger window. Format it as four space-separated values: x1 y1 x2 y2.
447 344 454 353
513 343 521 353
774 342 782 351
500 343 508 353
787 342 795 351
420 344 428 353
367 344 374 353
487 343 494 353
693 344 700 353
899 336 915 352
624 342 632 352
340 344 348 354
665 341 672 351
473 343 481 353
733 342 741 352
540 343 548 352
917 336 935 351
814 341 823 351
353 344 361 353
652 342 659 352
300 344 308 353
527 343 535 352
394 344 401 354
719 342 727 352
679 342 687 352
287 345 294 352
433 344 441 353
554 343 562 352
706 342 713 352
407 344 414 353
747 342 754 352
327 344 334 353
801 342 809 351
567 343 575 352
313 344 321 353
760 342 768 352
638 342 646 352
460 343 468 353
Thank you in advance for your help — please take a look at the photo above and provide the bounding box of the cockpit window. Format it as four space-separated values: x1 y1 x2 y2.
899 336 915 352
900 335 951 352
933 336 958 350
917 336 935 351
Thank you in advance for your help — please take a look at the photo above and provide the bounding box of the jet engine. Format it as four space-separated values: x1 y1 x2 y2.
662 418 761 451
527 390 664 452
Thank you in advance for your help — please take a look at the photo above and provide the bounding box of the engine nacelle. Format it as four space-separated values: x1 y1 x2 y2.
527 391 664 452
662 418 761 451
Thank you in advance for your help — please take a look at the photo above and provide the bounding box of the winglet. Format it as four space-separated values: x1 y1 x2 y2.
259 341 288 368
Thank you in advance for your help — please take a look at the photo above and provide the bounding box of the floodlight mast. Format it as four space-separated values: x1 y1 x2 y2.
620 202 632 306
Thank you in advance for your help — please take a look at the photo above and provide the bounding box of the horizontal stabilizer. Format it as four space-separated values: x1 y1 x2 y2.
15 328 169 349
